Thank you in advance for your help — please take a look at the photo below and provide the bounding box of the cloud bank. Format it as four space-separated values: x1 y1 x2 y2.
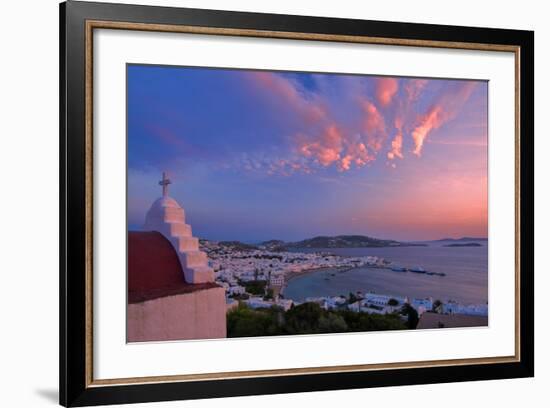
242 72 482 174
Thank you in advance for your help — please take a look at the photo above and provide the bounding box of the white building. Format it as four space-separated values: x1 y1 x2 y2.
276 299 294 311
410 298 434 315
443 302 488 316
270 274 285 287
325 296 347 310
143 172 214 284
245 297 274 309
363 293 406 307
228 285 246 296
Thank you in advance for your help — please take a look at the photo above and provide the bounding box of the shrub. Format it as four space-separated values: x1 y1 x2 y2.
227 302 408 338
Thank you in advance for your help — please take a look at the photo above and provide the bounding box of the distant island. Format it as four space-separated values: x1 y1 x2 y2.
443 242 482 247
435 237 488 242
259 235 427 251
200 235 491 250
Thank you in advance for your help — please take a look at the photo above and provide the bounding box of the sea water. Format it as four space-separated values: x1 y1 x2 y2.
284 241 488 305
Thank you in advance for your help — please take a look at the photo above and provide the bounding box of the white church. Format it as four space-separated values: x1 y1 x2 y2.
127 173 226 342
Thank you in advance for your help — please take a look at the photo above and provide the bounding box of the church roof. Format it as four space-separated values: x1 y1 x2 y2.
128 231 218 303
149 196 182 210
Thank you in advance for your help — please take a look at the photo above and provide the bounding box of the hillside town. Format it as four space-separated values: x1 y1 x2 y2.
200 240 488 328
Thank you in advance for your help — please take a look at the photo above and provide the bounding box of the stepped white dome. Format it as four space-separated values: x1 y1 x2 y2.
150 196 182 209
141 173 213 284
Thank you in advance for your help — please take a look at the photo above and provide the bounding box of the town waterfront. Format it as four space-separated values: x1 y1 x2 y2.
284 241 488 305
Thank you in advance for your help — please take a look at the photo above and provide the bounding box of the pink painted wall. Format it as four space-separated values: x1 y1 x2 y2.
127 286 226 342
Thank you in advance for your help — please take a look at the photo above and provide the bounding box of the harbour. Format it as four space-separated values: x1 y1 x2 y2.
283 241 488 305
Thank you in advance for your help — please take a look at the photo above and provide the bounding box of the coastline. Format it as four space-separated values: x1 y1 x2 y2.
280 263 438 297
218 243 486 305
281 266 351 295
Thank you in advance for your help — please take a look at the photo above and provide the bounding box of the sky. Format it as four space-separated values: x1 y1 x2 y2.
127 64 488 242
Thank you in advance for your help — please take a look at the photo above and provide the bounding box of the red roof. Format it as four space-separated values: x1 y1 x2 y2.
128 231 218 303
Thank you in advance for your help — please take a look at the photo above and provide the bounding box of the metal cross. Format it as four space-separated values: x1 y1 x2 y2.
159 172 171 197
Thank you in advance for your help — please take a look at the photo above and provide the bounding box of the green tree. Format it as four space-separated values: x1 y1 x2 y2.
284 302 323 334
226 302 409 339
400 303 419 329
230 293 249 301
264 288 274 301
338 310 405 332
432 299 443 313
388 298 399 306
318 313 348 333
348 292 358 304
227 304 282 337
243 280 267 295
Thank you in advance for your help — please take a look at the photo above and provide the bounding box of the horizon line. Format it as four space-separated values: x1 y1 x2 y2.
127 226 488 244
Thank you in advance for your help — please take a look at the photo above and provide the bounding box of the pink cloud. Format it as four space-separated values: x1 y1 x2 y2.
299 124 343 166
361 100 387 153
411 106 445 155
296 124 376 172
242 72 481 174
237 153 315 177
339 155 353 171
375 77 399 107
344 141 373 168
250 72 327 124
404 79 428 102
411 82 478 156
387 117 404 160
292 98 386 172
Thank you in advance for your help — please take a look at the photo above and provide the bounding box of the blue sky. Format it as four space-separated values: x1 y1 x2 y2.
127 64 488 242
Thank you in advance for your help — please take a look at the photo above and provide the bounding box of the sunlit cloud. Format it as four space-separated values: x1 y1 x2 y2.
404 78 428 102
298 124 343 167
412 105 445 155
249 71 327 124
411 82 478 156
387 117 404 160
244 73 483 173
361 99 387 153
375 77 399 107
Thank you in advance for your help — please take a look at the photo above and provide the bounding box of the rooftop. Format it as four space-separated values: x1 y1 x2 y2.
128 231 218 303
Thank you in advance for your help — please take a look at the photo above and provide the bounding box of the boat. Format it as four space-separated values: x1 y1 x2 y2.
391 266 407 272
409 266 426 274
426 271 446 277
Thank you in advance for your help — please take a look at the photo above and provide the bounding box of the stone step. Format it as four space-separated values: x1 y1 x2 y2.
176 236 199 251
183 265 214 284
180 250 208 268
169 222 192 238
163 207 185 223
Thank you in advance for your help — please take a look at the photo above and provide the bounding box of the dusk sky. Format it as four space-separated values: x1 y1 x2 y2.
127 64 488 242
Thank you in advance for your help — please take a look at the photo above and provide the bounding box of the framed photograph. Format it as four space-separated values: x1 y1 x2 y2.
60 1 534 406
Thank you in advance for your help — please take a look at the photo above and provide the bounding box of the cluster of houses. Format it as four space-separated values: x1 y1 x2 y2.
342 294 487 317
442 301 488 316
227 297 294 312
201 239 386 292
201 240 488 319
228 291 488 319
296 294 433 316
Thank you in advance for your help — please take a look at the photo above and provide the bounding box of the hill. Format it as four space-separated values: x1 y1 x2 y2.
205 235 428 252
284 235 426 249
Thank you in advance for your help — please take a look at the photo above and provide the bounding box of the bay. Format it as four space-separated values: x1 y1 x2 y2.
284 241 488 305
